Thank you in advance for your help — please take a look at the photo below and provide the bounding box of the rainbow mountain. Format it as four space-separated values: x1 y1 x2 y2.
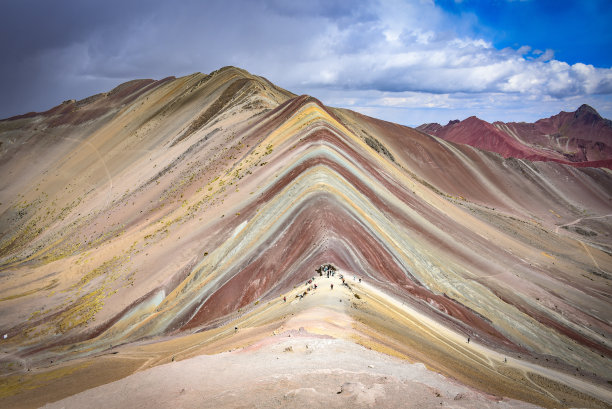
0 67 611 408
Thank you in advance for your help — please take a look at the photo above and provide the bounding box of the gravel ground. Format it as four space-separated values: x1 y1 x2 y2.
42 330 541 409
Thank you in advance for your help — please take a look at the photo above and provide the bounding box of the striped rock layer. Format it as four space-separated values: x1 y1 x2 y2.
0 67 611 408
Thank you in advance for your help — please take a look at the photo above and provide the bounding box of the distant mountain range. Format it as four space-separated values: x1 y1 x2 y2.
417 104 612 169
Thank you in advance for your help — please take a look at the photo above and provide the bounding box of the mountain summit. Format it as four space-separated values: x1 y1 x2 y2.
1 67 611 408
418 105 612 166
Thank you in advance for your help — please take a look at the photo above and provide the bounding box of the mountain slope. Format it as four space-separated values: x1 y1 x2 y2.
417 105 612 168
498 104 612 162
1 67 611 408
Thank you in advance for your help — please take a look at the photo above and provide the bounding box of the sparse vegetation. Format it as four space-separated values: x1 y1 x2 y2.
364 136 395 162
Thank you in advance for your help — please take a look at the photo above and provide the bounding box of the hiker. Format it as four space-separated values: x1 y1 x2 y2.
504 357 507 363
330 283 333 290
235 326 238 332
467 337 470 344
359 278 361 283
283 296 286 302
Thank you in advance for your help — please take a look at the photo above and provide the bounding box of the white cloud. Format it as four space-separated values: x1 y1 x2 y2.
281 12 610 99
222 0 607 104
536 49 555 62
248 0 612 125
517 45 531 54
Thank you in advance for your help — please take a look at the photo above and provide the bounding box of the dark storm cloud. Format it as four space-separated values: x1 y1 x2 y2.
0 0 356 117
1 0 159 117
0 1 146 60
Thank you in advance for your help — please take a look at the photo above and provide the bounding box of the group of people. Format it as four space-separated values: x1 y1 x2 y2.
289 277 319 300
280 264 364 300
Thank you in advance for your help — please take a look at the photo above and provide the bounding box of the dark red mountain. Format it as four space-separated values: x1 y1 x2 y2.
417 104 612 168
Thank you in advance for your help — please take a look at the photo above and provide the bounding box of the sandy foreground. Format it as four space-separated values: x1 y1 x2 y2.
41 334 539 409
39 278 539 409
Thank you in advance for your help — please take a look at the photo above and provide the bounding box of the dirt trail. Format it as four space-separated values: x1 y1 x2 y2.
554 214 612 234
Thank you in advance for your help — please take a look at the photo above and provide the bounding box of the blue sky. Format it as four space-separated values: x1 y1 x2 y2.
436 0 612 67
1 0 611 126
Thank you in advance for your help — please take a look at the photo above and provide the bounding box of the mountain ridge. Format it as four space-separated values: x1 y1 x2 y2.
1 67 611 409
417 104 612 168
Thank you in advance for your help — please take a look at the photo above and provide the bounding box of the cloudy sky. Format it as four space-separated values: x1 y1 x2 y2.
1 0 611 126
